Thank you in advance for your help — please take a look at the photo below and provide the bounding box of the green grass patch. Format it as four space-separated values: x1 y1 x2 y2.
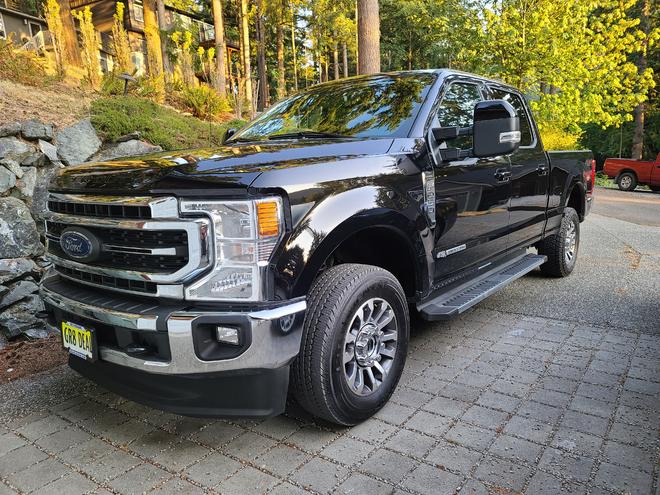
595 172 615 188
90 96 245 151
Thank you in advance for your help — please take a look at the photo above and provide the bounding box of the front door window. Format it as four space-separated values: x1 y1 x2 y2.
436 82 483 150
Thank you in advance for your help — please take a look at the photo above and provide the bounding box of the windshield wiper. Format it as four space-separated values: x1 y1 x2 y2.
266 131 352 140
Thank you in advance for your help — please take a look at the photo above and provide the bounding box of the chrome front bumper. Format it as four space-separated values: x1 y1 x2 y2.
41 281 306 375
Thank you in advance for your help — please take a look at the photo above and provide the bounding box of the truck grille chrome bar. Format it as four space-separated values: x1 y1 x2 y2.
44 195 211 298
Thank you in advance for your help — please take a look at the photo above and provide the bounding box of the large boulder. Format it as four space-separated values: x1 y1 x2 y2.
55 118 102 165
0 197 42 258
21 152 47 168
0 278 39 310
12 166 37 201
0 166 16 194
0 258 38 284
0 295 45 338
0 137 34 162
90 140 162 162
39 139 61 165
0 122 21 138
1 158 23 179
31 166 60 224
21 120 53 141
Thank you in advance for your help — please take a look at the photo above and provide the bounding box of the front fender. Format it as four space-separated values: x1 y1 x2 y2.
272 185 429 299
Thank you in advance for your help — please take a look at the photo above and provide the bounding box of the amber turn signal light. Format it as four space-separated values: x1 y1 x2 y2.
256 201 280 237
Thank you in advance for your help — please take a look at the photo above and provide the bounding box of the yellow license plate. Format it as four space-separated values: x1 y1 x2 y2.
61 321 95 360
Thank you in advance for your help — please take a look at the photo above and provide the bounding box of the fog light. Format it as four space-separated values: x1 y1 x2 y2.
215 326 240 345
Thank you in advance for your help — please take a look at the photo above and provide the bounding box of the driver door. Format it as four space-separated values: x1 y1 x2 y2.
431 80 512 282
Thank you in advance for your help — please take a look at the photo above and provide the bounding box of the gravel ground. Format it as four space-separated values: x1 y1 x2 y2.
0 198 658 495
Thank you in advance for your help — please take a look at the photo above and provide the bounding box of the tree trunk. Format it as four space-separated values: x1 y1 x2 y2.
156 0 171 76
631 105 645 160
631 0 650 160
143 0 164 78
342 42 348 78
333 41 339 80
354 0 359 74
357 0 380 74
239 0 253 116
57 0 81 66
277 11 286 99
212 0 227 94
290 0 298 90
256 0 268 111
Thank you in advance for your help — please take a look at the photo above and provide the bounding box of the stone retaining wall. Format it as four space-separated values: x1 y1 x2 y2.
0 119 161 347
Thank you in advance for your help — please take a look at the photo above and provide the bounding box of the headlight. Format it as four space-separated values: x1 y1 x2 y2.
180 197 283 301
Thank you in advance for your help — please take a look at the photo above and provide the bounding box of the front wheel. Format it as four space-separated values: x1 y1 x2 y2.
617 172 637 191
537 207 580 277
291 264 409 425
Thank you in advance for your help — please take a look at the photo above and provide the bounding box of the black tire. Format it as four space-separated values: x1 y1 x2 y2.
538 207 580 277
617 172 637 191
291 264 409 425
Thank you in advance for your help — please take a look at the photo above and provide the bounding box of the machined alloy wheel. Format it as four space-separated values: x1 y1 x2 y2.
343 298 398 396
538 206 580 277
291 264 409 425
564 220 577 264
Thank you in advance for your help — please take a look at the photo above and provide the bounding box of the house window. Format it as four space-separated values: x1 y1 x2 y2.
133 0 144 23
0 13 6 40
29 22 42 38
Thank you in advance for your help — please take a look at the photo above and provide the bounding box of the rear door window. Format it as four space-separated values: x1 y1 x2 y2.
489 88 534 147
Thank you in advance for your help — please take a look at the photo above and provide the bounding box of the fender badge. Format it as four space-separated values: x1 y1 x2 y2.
437 244 467 258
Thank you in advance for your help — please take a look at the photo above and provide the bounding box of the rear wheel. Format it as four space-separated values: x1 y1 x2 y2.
617 172 637 191
538 207 580 277
291 264 409 425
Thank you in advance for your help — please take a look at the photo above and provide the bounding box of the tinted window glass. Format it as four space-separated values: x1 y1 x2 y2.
436 82 482 149
490 89 533 146
233 73 436 141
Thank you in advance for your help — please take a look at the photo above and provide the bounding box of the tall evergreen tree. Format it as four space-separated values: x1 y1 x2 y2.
357 0 380 74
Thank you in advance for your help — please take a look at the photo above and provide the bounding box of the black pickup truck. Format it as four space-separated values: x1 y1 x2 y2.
41 70 594 425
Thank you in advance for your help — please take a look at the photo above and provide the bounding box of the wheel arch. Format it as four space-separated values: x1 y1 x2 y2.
566 182 586 221
274 187 429 301
616 168 639 180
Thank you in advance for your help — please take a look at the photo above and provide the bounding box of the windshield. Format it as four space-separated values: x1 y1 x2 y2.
231 73 436 142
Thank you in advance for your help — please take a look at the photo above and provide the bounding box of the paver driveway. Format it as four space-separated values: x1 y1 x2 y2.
1 206 658 495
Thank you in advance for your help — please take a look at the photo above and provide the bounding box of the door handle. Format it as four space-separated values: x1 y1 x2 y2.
537 164 549 176
494 169 511 182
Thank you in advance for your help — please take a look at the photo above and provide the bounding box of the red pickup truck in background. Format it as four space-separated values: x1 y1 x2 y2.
603 153 660 192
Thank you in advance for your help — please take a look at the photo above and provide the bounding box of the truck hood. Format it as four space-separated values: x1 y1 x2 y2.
50 138 395 195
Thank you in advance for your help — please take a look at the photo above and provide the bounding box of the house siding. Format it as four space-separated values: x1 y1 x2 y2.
0 7 46 44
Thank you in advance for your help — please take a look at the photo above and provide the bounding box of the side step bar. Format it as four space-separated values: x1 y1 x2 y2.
418 253 547 321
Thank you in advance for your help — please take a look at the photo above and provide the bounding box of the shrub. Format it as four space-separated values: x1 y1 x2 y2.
0 39 52 86
181 85 231 120
540 126 582 151
91 96 245 151
73 6 101 89
100 73 125 95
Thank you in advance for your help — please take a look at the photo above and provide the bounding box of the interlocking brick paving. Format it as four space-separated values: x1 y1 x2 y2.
0 307 657 495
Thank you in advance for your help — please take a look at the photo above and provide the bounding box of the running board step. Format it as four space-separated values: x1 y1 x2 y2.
418 254 547 321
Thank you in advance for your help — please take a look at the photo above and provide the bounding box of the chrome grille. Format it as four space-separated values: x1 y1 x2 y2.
45 195 211 299
46 221 189 272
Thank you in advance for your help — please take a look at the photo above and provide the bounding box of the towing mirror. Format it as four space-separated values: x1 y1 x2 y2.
472 100 520 158
223 128 237 142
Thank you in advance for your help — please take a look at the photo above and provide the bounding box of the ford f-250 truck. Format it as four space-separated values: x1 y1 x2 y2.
40 70 594 425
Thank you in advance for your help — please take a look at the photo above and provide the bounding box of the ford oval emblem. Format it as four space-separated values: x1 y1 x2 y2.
60 228 98 261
